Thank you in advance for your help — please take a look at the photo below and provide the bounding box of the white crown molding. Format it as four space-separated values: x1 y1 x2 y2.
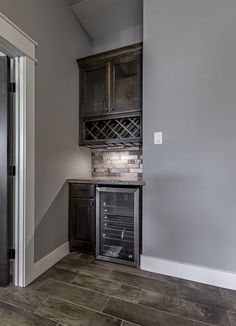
0 12 37 45
0 11 37 62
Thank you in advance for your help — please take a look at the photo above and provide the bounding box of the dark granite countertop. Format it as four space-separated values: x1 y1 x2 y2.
67 177 145 186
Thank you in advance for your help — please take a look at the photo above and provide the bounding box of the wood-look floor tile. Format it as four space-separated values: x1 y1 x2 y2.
228 311 236 319
121 321 140 326
228 310 236 326
103 297 194 326
220 288 236 300
29 266 78 290
67 252 95 263
92 260 179 284
0 284 48 312
0 301 57 326
178 279 234 310
109 270 177 296
35 297 121 326
219 288 236 310
55 257 111 279
36 278 108 311
72 274 141 302
179 279 220 293
229 317 236 326
42 266 78 282
121 321 141 326
139 289 230 325
91 259 147 277
144 271 180 284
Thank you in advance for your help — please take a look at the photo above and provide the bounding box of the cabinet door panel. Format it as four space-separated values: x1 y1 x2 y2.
82 65 108 117
112 54 142 113
69 198 95 252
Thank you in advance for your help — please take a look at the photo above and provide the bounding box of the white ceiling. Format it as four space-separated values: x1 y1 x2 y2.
70 0 143 40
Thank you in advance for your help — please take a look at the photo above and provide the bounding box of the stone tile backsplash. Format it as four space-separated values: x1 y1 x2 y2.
92 148 143 178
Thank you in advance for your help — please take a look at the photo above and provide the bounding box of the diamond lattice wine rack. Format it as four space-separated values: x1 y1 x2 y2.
81 115 142 148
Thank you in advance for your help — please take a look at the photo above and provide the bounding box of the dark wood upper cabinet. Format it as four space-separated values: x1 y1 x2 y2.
78 43 142 118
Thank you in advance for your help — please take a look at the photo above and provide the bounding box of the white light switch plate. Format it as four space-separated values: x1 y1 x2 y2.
154 132 163 144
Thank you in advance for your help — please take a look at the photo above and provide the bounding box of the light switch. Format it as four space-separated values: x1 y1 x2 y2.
154 132 163 144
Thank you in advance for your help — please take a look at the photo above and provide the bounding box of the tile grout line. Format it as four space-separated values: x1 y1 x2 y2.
101 295 111 312
69 272 81 284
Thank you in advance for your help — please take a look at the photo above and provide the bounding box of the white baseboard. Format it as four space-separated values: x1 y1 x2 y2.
33 241 69 281
141 255 236 290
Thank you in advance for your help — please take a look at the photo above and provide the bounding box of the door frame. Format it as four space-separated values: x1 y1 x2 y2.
0 11 37 287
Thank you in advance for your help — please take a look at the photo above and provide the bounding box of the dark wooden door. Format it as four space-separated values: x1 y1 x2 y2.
69 198 95 252
0 55 11 286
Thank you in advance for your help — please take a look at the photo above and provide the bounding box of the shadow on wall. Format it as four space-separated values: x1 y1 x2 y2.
34 182 69 263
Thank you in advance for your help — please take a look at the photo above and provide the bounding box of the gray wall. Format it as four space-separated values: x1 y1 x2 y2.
92 25 143 54
0 0 92 261
143 0 236 272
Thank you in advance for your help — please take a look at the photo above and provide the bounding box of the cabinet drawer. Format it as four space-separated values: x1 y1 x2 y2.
70 183 95 198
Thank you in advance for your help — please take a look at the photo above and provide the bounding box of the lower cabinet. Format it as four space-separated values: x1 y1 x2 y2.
69 183 95 252
68 182 142 261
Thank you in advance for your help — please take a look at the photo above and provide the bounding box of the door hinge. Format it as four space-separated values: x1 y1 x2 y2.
8 249 15 260
8 165 16 176
9 82 16 93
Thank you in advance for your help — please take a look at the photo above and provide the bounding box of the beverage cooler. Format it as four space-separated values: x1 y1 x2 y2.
96 187 140 266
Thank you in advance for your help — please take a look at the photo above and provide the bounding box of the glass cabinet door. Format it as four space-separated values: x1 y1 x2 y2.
83 66 107 116
96 187 139 266
112 55 142 113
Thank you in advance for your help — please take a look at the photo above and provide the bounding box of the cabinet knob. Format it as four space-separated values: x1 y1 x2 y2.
90 202 94 206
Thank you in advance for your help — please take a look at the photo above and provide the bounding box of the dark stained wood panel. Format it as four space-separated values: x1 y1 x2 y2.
77 42 142 67
69 195 95 252
70 183 95 198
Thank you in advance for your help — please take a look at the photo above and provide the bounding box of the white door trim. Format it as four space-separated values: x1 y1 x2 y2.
0 11 37 287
